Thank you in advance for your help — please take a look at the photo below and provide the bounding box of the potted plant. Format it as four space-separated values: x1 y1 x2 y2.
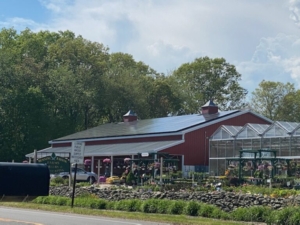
126 171 136 185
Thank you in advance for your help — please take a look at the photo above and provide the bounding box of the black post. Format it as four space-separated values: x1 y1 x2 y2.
71 163 77 208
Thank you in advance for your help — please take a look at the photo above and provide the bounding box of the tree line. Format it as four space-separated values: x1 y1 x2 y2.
0 28 295 161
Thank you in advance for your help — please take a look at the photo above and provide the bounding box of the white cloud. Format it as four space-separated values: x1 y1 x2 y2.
0 17 46 30
2 0 300 94
237 34 300 93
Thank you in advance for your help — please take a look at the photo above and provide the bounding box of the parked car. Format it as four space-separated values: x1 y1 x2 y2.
51 167 98 183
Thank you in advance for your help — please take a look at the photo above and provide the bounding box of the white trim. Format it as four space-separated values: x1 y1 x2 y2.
210 157 232 160
49 132 184 144
91 156 94 173
155 140 184 151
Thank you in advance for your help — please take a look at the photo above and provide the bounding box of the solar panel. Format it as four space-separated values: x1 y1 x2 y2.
54 110 239 141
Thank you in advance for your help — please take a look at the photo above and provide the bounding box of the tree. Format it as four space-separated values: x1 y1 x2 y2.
100 53 160 122
169 57 247 114
250 80 295 120
148 77 181 117
276 90 300 122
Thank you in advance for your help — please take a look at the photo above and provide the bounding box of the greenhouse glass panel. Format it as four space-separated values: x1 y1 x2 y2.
242 139 253 149
269 138 280 156
280 137 290 156
291 137 300 156
264 125 289 137
217 141 226 157
236 126 260 139
225 141 234 157
210 142 218 158
292 137 300 156
209 159 218 176
217 159 226 176
236 128 247 139
252 138 261 150
224 126 242 136
211 129 222 140
293 126 300 136
250 124 270 135
262 138 271 149
246 128 258 137
277 121 299 133
235 140 243 157
221 129 231 139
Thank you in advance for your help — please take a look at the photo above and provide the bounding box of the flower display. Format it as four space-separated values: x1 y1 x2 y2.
103 158 111 163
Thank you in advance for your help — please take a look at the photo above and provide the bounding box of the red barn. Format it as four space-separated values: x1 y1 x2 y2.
26 101 271 176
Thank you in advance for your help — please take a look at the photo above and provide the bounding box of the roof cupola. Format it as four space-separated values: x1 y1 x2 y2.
201 100 218 115
123 110 137 122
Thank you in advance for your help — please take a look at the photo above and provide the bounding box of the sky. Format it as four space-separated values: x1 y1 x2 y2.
1 0 300 95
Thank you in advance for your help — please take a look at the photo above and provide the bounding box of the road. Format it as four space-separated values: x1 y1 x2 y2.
0 207 169 225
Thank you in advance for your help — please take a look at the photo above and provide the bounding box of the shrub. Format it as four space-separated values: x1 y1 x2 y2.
198 203 218 218
74 197 93 208
32 196 44 204
247 206 272 222
156 200 170 214
168 200 186 215
42 196 57 205
126 171 135 184
140 199 160 213
114 200 126 211
106 201 116 210
88 199 107 209
288 209 300 225
184 201 200 216
114 200 140 211
123 199 142 212
56 197 70 206
274 207 299 225
211 207 229 220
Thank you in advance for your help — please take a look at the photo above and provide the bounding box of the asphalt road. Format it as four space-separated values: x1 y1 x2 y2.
0 207 170 225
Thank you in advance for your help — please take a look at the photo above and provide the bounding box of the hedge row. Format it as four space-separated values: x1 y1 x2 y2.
32 196 300 224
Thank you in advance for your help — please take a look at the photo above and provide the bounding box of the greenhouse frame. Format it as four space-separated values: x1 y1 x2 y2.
209 121 300 178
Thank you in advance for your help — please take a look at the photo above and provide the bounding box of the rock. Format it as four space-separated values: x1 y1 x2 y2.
48 186 297 212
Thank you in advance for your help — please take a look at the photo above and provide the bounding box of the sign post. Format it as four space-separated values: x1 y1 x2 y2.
70 142 85 164
70 141 85 208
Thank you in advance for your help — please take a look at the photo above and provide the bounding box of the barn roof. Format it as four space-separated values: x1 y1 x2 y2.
51 110 240 142
26 140 184 158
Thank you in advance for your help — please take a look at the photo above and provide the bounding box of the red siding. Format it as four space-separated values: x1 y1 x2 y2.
161 112 271 166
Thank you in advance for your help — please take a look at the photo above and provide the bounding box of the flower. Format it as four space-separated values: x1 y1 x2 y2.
258 165 264 171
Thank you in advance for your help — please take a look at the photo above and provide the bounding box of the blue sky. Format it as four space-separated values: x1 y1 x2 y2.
1 0 300 95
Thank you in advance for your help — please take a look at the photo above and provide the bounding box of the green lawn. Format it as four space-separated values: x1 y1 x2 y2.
0 202 260 225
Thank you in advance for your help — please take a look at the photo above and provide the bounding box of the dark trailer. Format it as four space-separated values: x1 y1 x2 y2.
0 162 50 201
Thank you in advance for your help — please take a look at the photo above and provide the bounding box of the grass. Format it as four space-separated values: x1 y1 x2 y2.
0 202 259 225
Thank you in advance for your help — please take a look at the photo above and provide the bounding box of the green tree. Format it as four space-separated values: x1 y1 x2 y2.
250 80 295 120
170 57 247 114
148 77 181 117
276 90 300 122
100 53 160 122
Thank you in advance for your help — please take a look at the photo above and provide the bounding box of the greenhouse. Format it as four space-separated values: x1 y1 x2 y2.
209 121 300 178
